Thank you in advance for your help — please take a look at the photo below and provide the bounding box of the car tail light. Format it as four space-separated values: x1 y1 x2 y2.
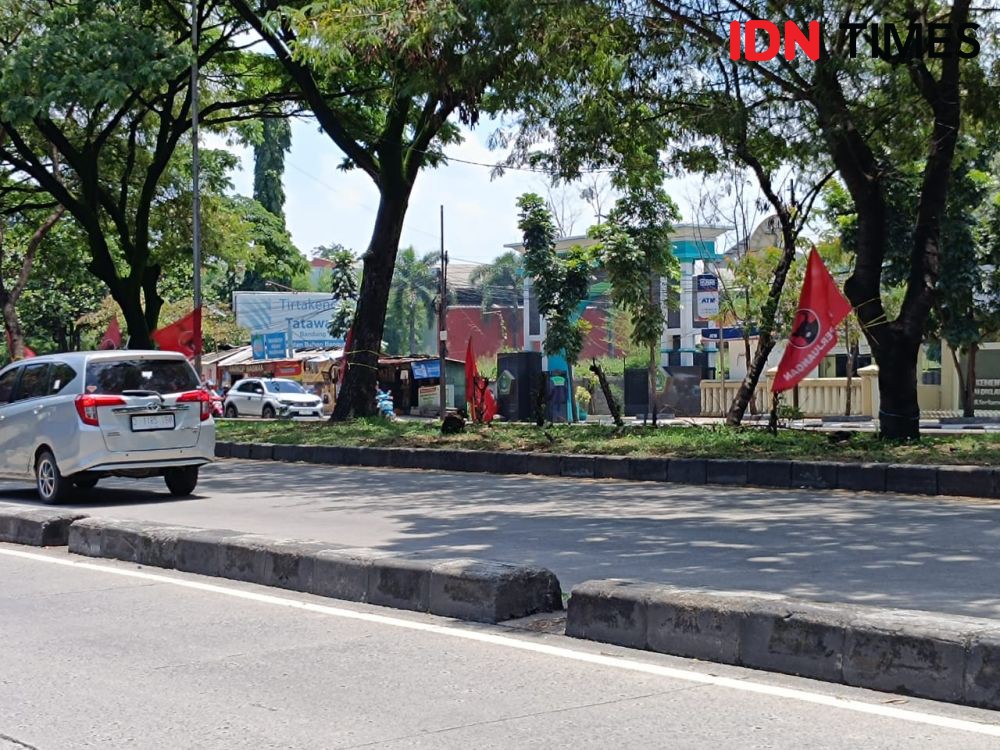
74 394 126 426
178 390 212 421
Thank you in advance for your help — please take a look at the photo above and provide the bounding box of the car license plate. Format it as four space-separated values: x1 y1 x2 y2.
131 414 175 431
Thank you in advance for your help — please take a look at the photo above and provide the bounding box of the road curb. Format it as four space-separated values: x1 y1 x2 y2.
66 517 563 624
215 442 1000 499
0 507 88 546
565 579 1000 710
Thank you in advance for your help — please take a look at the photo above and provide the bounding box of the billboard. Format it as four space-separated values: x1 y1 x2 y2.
233 292 345 349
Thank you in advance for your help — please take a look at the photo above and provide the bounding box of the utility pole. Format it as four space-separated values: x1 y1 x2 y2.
191 1 203 378
438 205 448 419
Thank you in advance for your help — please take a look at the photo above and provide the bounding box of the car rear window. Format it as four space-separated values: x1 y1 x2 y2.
85 358 199 395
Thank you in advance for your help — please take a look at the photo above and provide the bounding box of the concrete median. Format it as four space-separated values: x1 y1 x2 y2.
65 517 562 624
220 441 1000 499
0 507 87 547
566 578 1000 710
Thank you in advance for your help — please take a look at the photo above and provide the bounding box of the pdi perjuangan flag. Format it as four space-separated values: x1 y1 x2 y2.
772 249 852 393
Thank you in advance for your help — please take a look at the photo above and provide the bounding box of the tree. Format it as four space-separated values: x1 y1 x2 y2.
228 0 618 419
590 174 680 426
13 219 107 354
241 117 300 291
508 1 995 437
327 246 359 339
0 0 299 346
640 0 993 438
0 141 64 358
517 193 594 421
253 118 291 217
935 154 1000 416
385 247 437 356
469 251 522 349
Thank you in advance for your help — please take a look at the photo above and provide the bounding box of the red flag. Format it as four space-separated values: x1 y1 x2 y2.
480 381 497 423
773 249 852 393
99 317 121 350
152 308 202 358
465 337 477 413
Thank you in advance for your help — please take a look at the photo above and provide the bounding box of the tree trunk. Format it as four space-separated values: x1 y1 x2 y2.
113 283 152 349
844 320 855 417
648 275 658 426
950 345 968 414
1 295 25 359
568 361 578 423
534 371 549 426
407 309 416 356
726 224 797 426
332 186 410 420
845 345 857 417
648 339 658 426
871 332 922 439
965 344 978 419
590 358 623 427
743 333 757 415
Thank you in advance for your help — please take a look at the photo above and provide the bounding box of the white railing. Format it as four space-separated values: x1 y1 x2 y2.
700 380 764 416
700 369 872 417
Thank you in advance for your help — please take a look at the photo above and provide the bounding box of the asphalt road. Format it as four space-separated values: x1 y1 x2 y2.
2 459 1000 619
3 545 999 749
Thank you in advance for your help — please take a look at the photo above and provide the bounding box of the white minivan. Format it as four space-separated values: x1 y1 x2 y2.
0 351 215 503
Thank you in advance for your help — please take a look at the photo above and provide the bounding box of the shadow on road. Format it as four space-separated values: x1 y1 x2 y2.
194 462 1000 618
5 459 1000 619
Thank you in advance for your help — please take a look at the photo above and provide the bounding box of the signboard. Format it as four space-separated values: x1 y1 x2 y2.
417 384 454 410
251 331 287 360
233 292 345 349
235 360 304 378
702 326 758 342
970 349 1000 411
694 274 719 320
411 359 441 380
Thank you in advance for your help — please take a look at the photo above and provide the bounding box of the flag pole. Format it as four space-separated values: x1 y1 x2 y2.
191 1 203 378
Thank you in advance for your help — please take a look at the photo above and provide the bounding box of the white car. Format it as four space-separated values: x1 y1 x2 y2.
223 378 324 419
0 351 215 503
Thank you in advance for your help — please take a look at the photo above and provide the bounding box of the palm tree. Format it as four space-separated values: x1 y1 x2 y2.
386 247 437 355
469 251 522 349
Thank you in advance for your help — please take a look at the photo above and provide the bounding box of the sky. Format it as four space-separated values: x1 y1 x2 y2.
217 117 717 267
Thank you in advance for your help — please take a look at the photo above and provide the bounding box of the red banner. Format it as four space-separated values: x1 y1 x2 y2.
772 249 852 393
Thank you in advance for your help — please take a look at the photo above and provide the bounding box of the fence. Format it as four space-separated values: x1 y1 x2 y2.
700 366 878 417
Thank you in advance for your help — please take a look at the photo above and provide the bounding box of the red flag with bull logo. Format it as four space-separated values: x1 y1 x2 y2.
772 249 852 393
152 307 201 359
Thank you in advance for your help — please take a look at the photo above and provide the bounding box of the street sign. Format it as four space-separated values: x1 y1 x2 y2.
702 326 759 341
251 331 288 360
695 274 719 320
411 360 441 379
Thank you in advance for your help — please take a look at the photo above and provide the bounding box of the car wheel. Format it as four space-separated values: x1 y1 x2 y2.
35 450 69 505
224 404 239 418
73 477 99 490
164 466 199 497
261 404 276 419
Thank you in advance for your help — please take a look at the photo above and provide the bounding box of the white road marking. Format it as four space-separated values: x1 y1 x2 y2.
3 546 999 737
